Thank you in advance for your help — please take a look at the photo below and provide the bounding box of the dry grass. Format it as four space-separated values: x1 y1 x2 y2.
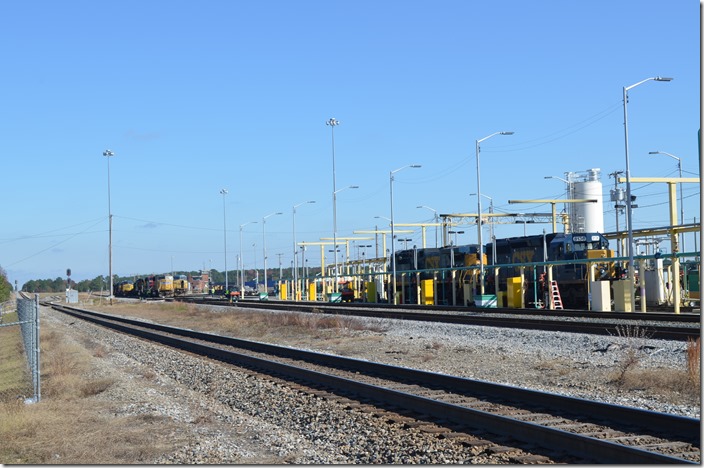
615 366 700 404
0 312 33 401
0 321 184 464
609 325 652 387
0 399 178 464
606 326 700 404
89 301 390 343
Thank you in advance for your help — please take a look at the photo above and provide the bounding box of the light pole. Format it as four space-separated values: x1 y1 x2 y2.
292 200 315 300
103 149 115 303
262 211 282 296
326 117 340 292
390 164 421 304
374 215 392 273
470 192 495 260
252 243 258 287
623 76 672 309
649 150 685 253
448 230 464 246
398 238 413 250
332 185 358 291
475 131 513 296
220 189 229 293
359 244 372 281
515 220 534 236
416 205 439 247
239 221 257 297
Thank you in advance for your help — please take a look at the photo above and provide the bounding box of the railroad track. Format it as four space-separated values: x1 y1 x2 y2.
177 296 700 342
47 301 700 464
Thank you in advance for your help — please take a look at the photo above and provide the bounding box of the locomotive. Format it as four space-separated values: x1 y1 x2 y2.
394 232 613 309
394 244 481 306
487 232 613 308
173 274 190 295
114 274 191 298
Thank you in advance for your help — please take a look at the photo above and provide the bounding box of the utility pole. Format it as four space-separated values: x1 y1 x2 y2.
276 253 284 283
609 170 625 259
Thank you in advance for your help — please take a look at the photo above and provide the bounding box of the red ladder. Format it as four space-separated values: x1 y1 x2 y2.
550 281 564 310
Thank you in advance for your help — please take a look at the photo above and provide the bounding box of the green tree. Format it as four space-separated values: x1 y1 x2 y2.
0 266 11 302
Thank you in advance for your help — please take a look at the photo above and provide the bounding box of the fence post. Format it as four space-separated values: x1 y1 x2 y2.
33 294 41 403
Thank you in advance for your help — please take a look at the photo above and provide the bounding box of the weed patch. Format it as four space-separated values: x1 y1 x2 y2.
608 325 652 387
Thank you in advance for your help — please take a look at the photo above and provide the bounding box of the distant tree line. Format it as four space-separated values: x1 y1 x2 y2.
17 266 324 294
23 276 102 294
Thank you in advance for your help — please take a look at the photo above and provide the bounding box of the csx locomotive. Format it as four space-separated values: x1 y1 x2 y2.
394 232 613 309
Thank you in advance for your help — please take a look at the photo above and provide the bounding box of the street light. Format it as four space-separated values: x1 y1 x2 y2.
239 221 257 297
332 185 358 290
475 131 513 296
390 164 421 304
103 149 115 303
262 211 283 297
416 205 439 247
447 230 465 245
220 189 229 293
515 220 534 236
398 238 413 250
469 192 495 260
326 118 341 292
649 150 685 253
292 200 315 300
359 244 372 279
623 76 672 310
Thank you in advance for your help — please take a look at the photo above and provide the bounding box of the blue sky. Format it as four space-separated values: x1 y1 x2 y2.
1 0 700 288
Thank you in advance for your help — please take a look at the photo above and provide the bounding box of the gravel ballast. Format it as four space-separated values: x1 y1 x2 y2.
39 303 700 464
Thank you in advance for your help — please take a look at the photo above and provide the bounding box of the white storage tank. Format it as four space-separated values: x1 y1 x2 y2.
569 168 604 233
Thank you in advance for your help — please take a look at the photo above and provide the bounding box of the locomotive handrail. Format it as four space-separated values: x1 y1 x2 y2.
320 251 699 279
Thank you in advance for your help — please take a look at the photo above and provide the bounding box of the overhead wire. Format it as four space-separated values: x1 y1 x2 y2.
6 217 106 267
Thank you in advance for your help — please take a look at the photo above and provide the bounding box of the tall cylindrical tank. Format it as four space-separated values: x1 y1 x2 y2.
570 168 604 233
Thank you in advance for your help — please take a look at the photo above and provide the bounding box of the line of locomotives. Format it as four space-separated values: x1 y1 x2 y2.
394 232 614 309
114 274 191 298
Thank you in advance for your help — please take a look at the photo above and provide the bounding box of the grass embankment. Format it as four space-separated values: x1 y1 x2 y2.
0 322 180 464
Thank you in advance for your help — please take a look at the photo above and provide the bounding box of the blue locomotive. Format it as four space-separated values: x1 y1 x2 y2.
394 232 613 309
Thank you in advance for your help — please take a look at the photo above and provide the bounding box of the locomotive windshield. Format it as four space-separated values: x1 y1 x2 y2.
570 234 608 251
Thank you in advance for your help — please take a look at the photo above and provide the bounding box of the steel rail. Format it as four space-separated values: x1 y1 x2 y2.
181 295 701 321
179 297 700 341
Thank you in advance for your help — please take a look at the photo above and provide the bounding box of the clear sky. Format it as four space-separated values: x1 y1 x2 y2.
1 0 700 288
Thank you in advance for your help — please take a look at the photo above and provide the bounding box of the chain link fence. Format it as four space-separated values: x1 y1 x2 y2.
0 294 40 404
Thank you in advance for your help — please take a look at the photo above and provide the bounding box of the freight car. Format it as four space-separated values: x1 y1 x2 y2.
394 232 613 309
